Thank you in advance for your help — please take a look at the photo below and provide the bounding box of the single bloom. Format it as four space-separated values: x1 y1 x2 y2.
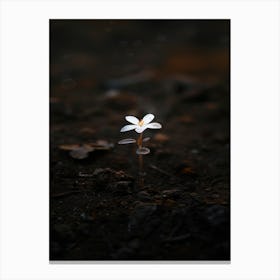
120 113 162 133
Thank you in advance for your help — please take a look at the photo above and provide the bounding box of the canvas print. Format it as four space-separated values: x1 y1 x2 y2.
50 20 230 260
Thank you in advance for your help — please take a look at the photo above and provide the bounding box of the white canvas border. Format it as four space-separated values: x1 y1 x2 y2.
0 0 279 279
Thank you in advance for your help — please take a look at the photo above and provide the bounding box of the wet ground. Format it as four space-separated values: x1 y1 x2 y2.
50 20 230 260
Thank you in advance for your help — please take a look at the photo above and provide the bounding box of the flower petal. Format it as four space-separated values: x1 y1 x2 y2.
125 116 139 125
146 122 162 129
120 124 137 132
142 113 154 124
135 125 147 133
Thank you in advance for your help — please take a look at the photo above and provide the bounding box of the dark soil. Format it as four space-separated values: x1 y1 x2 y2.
50 20 230 260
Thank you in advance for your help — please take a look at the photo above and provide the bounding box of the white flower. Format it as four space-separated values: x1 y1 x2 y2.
120 113 162 133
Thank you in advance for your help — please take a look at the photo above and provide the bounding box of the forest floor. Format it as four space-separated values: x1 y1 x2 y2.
50 20 230 260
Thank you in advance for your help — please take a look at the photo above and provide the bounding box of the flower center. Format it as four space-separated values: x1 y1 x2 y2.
138 119 144 126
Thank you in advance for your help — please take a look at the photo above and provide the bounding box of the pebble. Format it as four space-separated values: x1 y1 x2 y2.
191 149 199 154
128 238 140 249
204 205 227 227
51 241 62 255
93 168 134 192
190 192 199 197
76 223 90 236
162 189 182 199
53 224 75 241
128 203 158 232
93 168 105 176
120 201 128 207
108 181 133 194
80 212 95 222
137 191 152 201
111 247 133 259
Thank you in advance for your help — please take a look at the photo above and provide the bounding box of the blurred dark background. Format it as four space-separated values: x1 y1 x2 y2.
50 20 230 261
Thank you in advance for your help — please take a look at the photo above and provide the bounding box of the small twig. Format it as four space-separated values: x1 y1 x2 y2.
163 233 191 243
149 164 188 190
51 190 83 199
78 172 94 177
149 164 173 177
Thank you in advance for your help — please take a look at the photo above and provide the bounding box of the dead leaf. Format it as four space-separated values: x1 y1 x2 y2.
59 144 81 151
79 127 96 134
82 144 95 152
86 140 114 150
59 140 114 159
70 147 90 159
177 115 194 124
154 133 169 142
205 102 218 110
182 167 195 174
